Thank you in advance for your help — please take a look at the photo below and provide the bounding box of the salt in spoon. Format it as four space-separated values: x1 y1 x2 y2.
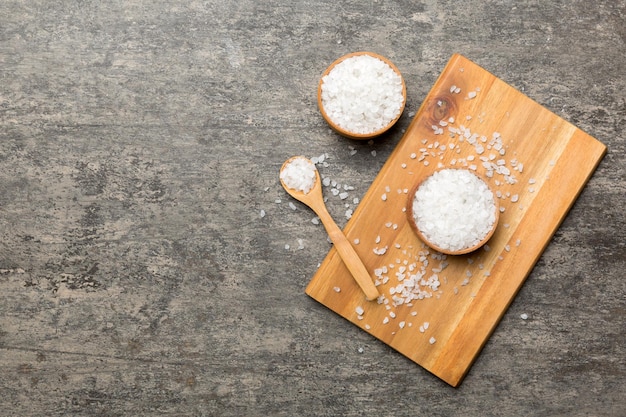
280 156 380 301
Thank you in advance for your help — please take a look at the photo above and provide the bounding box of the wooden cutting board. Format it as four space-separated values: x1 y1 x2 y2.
305 54 606 387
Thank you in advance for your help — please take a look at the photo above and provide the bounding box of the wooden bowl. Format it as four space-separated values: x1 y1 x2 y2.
317 51 406 140
406 169 500 255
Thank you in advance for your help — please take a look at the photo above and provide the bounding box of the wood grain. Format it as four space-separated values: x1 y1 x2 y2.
305 54 607 387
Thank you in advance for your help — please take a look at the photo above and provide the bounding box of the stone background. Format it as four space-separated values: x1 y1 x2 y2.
1 1 624 416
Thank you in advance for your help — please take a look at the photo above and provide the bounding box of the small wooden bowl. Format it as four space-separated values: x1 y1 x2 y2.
406 169 500 255
317 51 407 140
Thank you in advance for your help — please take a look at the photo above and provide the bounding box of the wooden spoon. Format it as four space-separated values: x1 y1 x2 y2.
280 156 380 301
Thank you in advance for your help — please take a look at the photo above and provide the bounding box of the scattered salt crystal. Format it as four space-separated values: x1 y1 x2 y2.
311 217 320 225
289 202 297 210
381 193 387 201
285 244 290 250
429 337 436 344
333 286 341 293
520 313 528 320
259 209 266 218
355 306 365 315
373 246 388 255
353 238 360 245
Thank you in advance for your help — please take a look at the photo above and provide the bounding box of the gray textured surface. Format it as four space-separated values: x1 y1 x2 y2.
1 1 624 416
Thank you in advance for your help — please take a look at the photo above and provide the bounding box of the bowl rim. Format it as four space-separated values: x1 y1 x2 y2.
317 51 407 140
405 168 500 255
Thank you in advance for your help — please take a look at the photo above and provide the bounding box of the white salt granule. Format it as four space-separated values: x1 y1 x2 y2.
355 306 365 316
259 209 266 218
280 157 317 194
411 169 497 252
520 313 528 320
429 337 436 344
320 54 404 134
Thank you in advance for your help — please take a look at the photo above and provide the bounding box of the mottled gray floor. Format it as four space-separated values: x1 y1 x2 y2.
1 1 624 416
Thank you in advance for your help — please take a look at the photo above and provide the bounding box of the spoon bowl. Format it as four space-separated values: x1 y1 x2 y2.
280 156 380 300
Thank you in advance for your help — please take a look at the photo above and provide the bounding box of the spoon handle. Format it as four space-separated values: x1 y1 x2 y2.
314 205 380 301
